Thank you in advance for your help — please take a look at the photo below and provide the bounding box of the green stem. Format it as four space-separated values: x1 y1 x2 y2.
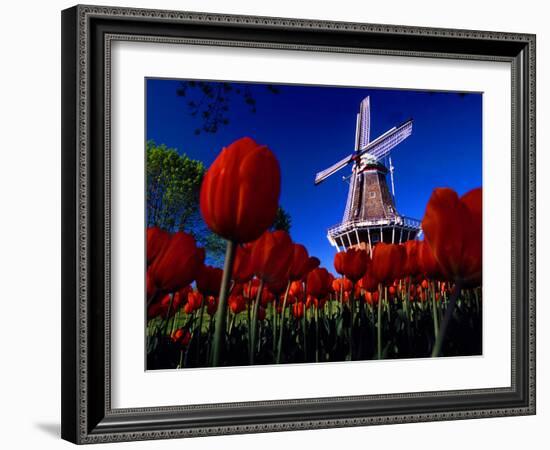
302 281 308 362
473 287 480 314
162 293 174 335
377 284 383 359
431 281 439 340
432 281 462 357
206 319 213 364
247 290 251 348
349 286 355 360
387 291 391 324
211 240 236 367
314 304 319 363
195 298 205 365
249 279 265 365
171 308 180 336
178 349 184 369
272 300 277 360
276 281 291 364
228 313 235 336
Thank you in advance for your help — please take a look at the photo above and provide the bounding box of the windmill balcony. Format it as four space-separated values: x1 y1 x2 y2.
327 216 421 236
327 215 421 251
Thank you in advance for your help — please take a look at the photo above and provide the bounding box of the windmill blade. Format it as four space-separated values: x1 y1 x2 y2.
357 97 371 150
314 153 355 185
359 119 413 161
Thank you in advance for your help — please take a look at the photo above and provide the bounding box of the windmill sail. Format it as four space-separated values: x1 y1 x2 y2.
314 153 355 185
357 97 371 150
360 119 412 161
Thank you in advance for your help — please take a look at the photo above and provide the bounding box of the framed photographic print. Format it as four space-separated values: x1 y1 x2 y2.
61 4 536 444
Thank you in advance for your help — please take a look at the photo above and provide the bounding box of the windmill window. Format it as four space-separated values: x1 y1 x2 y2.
369 191 376 198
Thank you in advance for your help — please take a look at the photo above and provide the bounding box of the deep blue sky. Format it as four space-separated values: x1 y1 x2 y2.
146 79 482 271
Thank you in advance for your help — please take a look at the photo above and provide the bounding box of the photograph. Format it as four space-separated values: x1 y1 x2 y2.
145 79 483 370
56 3 537 444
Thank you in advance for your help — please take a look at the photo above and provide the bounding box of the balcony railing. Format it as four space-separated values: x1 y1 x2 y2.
327 215 421 237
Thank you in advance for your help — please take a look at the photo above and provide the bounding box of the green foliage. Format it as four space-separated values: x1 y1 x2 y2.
271 206 292 233
203 233 227 267
146 141 224 263
146 140 205 231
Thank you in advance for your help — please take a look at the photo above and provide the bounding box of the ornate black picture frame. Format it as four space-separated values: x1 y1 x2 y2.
61 4 536 444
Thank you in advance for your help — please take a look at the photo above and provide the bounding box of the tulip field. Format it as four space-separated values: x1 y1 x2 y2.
146 137 482 369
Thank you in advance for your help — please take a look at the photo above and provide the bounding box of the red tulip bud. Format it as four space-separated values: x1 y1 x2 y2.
292 302 305 318
199 137 281 243
422 187 482 287
148 231 205 294
250 230 294 284
196 265 223 297
146 226 171 266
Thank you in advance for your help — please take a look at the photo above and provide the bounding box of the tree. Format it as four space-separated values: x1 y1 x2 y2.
146 140 205 231
146 141 225 265
271 206 292 233
176 80 280 135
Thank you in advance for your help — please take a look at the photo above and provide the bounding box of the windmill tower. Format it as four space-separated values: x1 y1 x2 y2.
314 96 421 252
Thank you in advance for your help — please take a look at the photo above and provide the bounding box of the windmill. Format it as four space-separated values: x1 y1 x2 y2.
314 96 421 253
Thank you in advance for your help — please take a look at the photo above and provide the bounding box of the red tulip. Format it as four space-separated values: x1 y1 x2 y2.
292 301 305 318
327 273 335 292
332 277 353 293
147 302 163 319
232 244 254 283
232 283 244 296
402 240 421 277
306 267 332 300
365 291 380 306
302 257 321 280
306 295 318 309
257 306 267 321
289 280 304 299
342 248 369 282
267 277 288 296
206 296 218 316
333 251 346 276
289 244 312 281
196 265 223 297
342 291 351 303
184 291 203 314
260 289 275 306
146 226 171 266
370 243 406 285
199 137 281 243
418 240 444 280
250 230 294 284
421 187 482 286
243 278 260 299
173 285 192 309
358 270 379 293
148 231 205 293
171 328 192 346
228 294 246 314
150 291 188 318
146 269 156 301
